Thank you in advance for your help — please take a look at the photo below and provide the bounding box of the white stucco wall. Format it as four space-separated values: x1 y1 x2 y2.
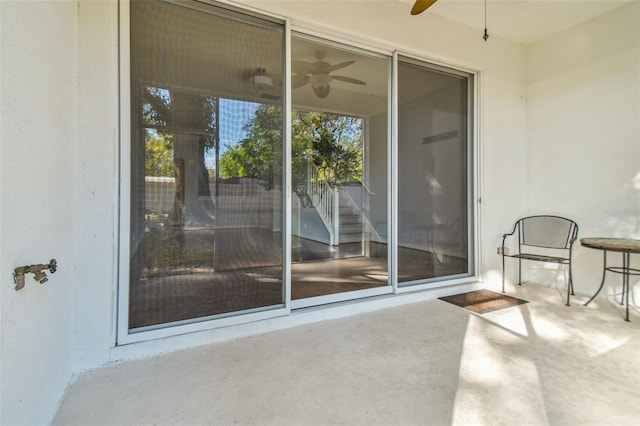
526 2 640 298
1 0 531 423
73 0 119 371
0 1 78 424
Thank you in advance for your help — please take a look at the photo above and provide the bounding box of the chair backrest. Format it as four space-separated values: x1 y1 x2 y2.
517 215 578 249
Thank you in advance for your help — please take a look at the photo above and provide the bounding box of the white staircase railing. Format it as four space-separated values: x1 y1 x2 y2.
341 185 384 243
307 164 339 245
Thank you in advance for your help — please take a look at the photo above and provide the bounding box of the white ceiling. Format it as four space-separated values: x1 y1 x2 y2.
399 0 634 44
132 0 636 116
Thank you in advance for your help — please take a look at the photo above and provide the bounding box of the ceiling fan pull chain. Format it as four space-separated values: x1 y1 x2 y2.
483 0 489 41
409 0 489 41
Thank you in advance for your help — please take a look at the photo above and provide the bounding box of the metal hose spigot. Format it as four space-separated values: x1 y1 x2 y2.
13 259 58 290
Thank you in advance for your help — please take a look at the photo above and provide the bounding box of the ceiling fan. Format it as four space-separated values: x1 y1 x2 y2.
411 0 489 40
410 0 438 15
250 67 280 100
292 52 366 99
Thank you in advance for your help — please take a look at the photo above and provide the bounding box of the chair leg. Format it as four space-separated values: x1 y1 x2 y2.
566 270 572 307
518 258 522 285
570 271 575 295
566 262 574 307
502 253 505 293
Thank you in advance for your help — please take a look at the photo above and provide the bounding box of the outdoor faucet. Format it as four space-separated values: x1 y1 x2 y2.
14 259 58 291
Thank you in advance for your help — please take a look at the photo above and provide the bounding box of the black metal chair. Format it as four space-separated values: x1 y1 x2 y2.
501 215 578 305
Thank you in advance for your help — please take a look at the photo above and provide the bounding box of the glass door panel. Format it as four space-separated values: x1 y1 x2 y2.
290 34 390 304
397 58 473 285
128 0 285 330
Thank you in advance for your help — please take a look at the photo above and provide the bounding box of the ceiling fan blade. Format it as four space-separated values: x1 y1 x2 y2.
411 0 438 15
292 74 310 88
332 75 366 85
328 60 355 72
292 60 315 75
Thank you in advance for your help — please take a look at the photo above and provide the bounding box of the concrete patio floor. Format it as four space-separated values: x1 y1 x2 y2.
53 284 640 425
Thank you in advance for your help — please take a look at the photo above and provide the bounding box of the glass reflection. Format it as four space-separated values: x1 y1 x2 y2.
128 1 284 329
397 59 470 284
290 35 390 301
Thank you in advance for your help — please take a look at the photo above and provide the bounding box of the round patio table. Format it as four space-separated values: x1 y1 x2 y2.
580 237 640 321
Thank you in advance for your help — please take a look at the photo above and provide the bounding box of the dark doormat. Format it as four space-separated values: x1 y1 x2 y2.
439 289 528 314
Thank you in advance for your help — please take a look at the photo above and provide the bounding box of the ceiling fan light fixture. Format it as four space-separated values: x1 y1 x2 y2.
310 74 332 88
251 74 273 90
312 85 330 99
251 67 273 91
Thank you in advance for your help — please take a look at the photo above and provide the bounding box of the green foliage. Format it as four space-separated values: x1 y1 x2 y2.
145 134 175 177
291 114 312 195
219 105 363 193
294 111 362 186
220 104 282 189
142 87 171 129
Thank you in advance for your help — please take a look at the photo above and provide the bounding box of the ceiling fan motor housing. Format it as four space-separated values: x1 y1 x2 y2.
251 74 273 90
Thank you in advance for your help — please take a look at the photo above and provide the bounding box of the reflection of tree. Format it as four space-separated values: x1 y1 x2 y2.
142 88 174 177
219 105 362 197
145 136 175 177
143 93 363 221
219 104 282 189
142 87 217 225
295 111 362 186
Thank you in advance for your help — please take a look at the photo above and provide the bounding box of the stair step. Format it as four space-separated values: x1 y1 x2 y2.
340 223 363 235
339 234 363 243
339 206 357 214
340 215 361 225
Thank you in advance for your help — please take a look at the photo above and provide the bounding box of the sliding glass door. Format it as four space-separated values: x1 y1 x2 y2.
120 0 476 341
396 56 474 285
126 0 286 332
290 34 391 306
